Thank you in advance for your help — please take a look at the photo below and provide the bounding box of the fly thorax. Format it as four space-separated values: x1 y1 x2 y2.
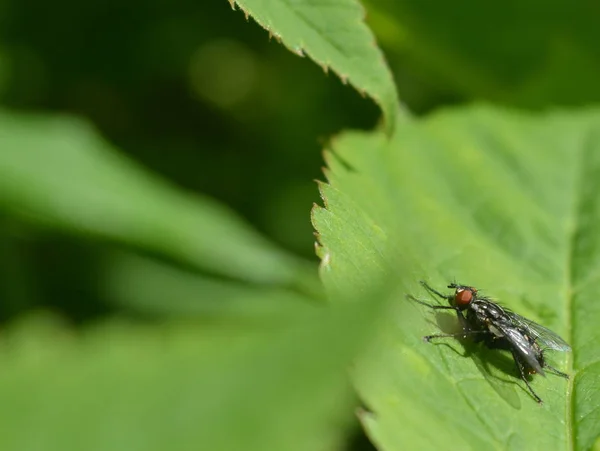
471 303 484 315
471 303 489 323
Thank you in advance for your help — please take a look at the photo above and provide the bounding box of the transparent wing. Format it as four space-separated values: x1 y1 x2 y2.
494 321 545 375
504 311 571 352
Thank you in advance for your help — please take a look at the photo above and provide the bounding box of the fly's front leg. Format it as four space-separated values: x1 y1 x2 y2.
406 294 456 311
420 281 453 302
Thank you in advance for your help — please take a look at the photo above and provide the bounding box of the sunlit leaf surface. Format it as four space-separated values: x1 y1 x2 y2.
313 105 600 450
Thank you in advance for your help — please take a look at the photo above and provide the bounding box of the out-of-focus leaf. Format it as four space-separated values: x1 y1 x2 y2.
229 0 401 133
103 252 316 322
0 110 320 296
312 105 600 450
366 0 600 107
0 273 392 451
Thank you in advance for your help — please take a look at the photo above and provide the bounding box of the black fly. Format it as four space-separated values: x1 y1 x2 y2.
407 281 570 404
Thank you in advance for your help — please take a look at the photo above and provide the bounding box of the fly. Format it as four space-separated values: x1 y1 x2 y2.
407 281 571 404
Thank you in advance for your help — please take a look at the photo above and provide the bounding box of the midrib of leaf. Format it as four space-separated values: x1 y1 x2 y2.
564 128 584 451
286 3 348 56
565 123 600 451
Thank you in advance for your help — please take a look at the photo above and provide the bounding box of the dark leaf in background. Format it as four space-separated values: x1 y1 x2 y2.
367 0 600 108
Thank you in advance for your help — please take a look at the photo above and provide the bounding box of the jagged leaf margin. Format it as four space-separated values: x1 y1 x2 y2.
229 0 401 133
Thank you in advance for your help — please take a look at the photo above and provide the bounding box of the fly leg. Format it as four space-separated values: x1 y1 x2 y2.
406 294 456 311
420 281 454 301
544 364 569 379
455 309 472 339
424 330 489 343
512 349 543 404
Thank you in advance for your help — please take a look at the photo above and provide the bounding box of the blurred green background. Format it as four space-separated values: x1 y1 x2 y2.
0 0 387 320
0 0 367 319
3 0 599 320
0 0 599 449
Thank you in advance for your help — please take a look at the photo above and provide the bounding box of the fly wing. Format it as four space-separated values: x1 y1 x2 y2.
504 311 571 352
494 321 545 376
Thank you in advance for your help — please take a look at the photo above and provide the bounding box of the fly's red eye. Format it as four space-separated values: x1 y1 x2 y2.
455 289 473 306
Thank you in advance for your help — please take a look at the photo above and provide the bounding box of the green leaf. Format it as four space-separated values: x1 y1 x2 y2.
312 105 600 450
0 110 319 295
0 275 391 451
229 0 401 133
366 0 600 107
103 252 317 321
